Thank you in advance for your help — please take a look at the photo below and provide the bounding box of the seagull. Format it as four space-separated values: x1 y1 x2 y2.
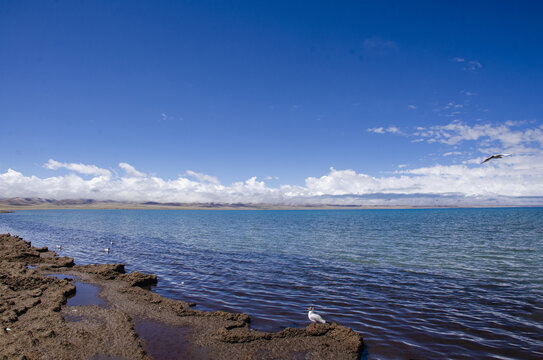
104 248 110 253
481 153 511 164
308 306 326 324
55 245 62 250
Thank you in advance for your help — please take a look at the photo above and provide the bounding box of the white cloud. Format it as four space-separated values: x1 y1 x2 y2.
387 126 400 134
443 101 464 110
2 121 543 207
185 170 220 185
413 122 543 148
396 157 543 198
367 126 401 135
453 57 483 71
1 153 542 206
408 105 417 109
367 127 385 134
460 90 476 96
304 168 380 196
119 163 145 177
468 60 482 70
44 159 111 178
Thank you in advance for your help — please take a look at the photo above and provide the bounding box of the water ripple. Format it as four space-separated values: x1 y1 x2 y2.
1 208 542 359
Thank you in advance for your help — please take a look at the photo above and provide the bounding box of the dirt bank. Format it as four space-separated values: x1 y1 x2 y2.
0 233 364 359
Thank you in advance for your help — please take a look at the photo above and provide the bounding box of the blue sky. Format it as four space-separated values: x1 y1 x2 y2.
1 1 542 205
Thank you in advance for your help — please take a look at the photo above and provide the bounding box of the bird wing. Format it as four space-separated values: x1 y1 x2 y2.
481 153 512 164
309 312 326 323
481 156 493 163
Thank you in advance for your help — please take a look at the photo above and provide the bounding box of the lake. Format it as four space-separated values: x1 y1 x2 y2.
1 208 542 359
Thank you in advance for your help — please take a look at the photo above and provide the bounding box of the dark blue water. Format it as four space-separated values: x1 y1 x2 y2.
1 208 542 359
47 274 106 307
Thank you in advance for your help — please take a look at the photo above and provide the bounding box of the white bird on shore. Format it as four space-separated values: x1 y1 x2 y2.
481 153 511 164
308 307 326 324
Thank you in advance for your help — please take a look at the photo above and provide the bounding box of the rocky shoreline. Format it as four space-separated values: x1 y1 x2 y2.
0 233 364 359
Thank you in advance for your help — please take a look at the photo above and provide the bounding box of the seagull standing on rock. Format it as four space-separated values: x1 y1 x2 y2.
308 306 326 325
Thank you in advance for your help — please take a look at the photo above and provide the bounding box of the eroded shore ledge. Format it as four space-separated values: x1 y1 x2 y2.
0 233 364 359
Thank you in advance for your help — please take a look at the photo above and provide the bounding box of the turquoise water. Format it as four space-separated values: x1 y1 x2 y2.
1 208 542 359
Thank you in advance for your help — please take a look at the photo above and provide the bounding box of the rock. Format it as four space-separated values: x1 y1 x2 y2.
121 271 158 288
75 263 125 279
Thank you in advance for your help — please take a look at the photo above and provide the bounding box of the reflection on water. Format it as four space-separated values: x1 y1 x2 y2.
67 281 106 307
47 274 106 307
134 320 209 360
3 208 543 359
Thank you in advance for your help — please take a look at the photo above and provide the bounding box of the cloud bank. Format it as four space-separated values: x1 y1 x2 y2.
1 161 542 206
2 121 542 206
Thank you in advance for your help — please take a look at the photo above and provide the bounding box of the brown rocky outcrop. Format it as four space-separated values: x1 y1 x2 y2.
0 233 364 359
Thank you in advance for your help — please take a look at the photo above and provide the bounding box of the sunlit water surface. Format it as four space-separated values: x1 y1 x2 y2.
1 208 542 359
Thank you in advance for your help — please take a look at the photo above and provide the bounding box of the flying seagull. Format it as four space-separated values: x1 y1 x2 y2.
308 306 326 324
481 153 511 164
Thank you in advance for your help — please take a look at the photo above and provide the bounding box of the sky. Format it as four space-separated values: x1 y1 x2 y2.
1 0 542 205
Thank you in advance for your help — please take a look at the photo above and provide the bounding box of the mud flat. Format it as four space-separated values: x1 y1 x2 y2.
0 233 364 359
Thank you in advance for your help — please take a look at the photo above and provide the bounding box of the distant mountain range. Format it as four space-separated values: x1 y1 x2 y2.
0 197 432 210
